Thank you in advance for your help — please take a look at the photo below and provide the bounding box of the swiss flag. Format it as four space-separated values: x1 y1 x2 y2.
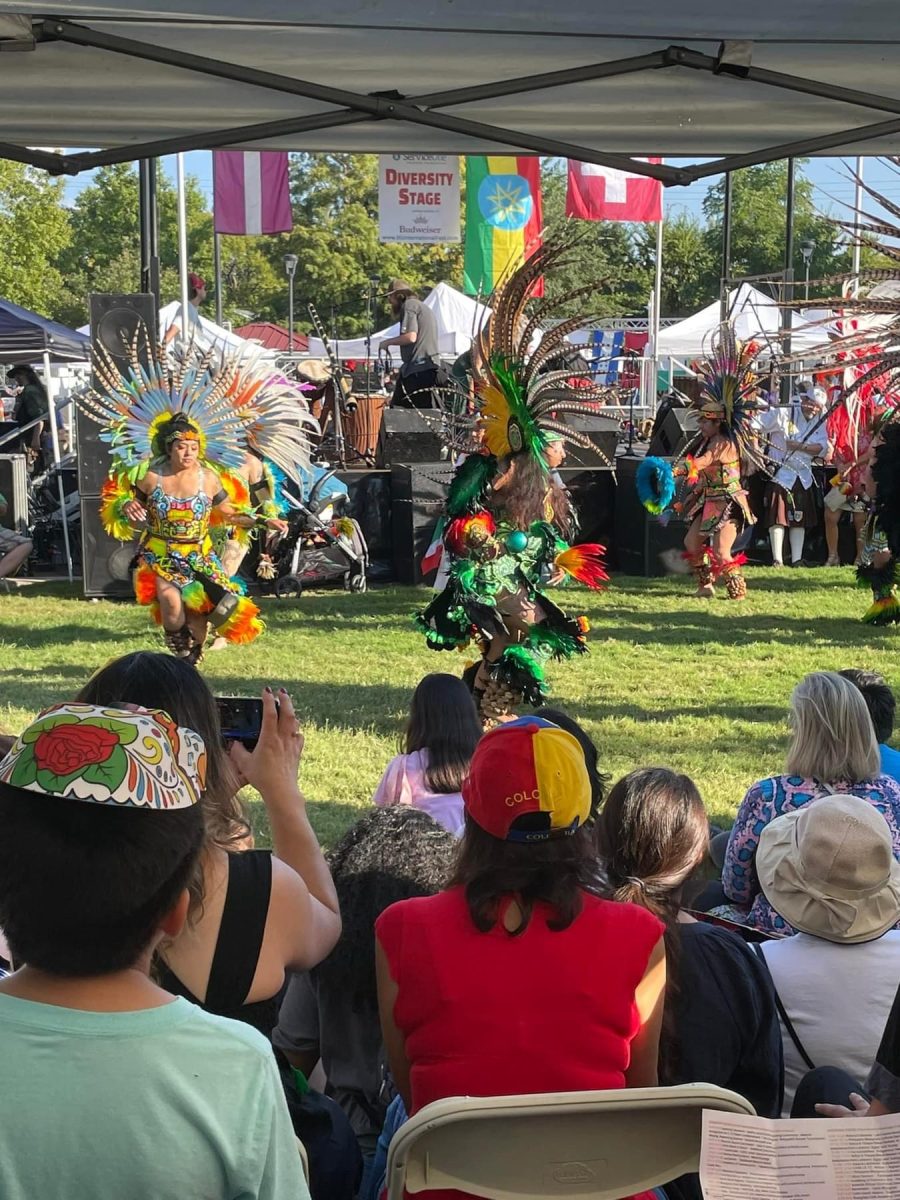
566 158 663 223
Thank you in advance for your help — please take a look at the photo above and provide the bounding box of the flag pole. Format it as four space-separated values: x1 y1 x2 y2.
176 153 190 341
649 205 664 417
214 232 223 326
851 155 864 297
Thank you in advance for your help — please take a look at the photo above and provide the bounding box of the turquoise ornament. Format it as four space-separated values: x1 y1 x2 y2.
506 530 529 553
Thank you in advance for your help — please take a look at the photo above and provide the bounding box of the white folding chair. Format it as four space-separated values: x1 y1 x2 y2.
385 1084 754 1200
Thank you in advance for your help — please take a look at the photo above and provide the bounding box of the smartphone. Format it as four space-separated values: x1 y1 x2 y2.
215 696 277 751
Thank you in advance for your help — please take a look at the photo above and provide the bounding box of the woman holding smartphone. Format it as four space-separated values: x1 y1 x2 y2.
77 650 341 1037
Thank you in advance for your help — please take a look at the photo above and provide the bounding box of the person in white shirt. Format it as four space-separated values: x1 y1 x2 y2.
757 382 827 567
754 794 900 1116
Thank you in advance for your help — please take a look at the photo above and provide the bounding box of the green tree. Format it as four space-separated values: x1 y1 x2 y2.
702 161 844 299
539 167 651 317
278 153 464 336
632 211 717 317
0 163 71 316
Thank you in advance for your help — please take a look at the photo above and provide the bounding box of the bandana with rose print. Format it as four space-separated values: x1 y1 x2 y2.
0 703 206 810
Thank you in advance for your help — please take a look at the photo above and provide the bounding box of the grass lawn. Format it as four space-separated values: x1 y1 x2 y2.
1 567 896 845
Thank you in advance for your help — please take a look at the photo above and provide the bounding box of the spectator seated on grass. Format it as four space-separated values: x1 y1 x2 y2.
719 671 900 934
596 767 783 1200
0 702 308 1200
78 651 342 1039
274 807 458 1199
753 794 900 1118
372 673 481 837
375 715 666 1200
840 668 900 787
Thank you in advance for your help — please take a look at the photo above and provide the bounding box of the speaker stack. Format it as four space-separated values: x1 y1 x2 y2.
79 294 156 598
380 408 620 584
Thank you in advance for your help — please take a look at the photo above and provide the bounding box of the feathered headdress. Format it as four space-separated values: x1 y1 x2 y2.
434 231 622 464
80 325 317 484
691 325 767 469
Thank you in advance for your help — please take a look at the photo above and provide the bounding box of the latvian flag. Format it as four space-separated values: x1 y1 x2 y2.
213 151 293 236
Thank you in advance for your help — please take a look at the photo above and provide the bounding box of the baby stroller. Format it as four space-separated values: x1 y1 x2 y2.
264 466 368 597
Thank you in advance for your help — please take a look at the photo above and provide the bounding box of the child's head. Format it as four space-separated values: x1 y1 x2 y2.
0 702 206 977
404 673 481 794
319 807 457 1009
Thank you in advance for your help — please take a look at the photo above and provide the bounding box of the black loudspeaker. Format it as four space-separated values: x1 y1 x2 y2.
80 294 157 597
377 409 444 466
81 507 138 598
558 467 616 549
390 463 452 584
0 455 29 532
647 407 699 458
563 414 620 469
613 455 689 576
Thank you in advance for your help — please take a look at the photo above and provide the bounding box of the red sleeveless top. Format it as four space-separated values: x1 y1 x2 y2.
376 886 664 1200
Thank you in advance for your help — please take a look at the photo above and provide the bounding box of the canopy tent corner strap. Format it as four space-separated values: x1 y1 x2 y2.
4 17 900 182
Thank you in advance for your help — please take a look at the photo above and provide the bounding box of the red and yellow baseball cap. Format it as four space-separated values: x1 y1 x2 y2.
462 716 591 842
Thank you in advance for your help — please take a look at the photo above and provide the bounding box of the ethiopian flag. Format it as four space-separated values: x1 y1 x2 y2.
463 156 543 297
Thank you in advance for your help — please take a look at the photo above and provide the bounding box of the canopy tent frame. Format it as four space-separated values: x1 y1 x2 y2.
3 20 900 182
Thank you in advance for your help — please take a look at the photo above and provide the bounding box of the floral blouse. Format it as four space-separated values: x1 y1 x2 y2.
722 773 900 935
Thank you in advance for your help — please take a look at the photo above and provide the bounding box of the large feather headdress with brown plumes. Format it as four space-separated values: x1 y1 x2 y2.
692 324 768 470
430 230 623 465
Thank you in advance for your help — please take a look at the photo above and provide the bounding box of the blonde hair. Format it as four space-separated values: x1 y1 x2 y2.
785 671 880 783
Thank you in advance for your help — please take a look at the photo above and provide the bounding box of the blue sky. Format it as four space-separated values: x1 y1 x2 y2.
63 151 900 225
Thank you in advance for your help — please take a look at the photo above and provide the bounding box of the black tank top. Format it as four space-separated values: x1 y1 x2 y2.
158 849 281 1039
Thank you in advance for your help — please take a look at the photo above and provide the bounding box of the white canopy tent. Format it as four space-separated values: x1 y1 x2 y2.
306 283 490 363
1 6 900 179
78 303 259 355
656 284 829 361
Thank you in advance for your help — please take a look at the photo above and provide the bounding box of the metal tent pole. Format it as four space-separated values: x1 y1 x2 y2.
176 153 190 342
780 158 795 404
42 350 73 583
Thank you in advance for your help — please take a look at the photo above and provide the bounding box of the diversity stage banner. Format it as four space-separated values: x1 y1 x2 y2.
378 155 460 243
213 151 293 236
463 156 543 296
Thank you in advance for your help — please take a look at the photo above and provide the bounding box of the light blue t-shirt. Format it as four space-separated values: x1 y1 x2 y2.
0 992 309 1200
881 742 900 787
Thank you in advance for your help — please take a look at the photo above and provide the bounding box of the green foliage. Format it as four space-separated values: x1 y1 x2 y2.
0 163 71 315
702 161 845 298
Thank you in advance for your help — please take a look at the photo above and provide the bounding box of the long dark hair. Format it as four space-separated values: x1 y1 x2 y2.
533 708 610 821
451 819 605 936
595 767 708 1080
497 453 574 539
318 807 457 1011
404 673 481 794
77 652 250 909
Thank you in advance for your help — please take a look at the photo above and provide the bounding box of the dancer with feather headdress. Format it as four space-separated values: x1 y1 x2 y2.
80 331 315 662
415 234 612 726
637 327 764 600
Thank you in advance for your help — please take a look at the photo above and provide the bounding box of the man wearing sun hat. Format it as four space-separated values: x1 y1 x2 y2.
0 702 309 1200
754 794 900 1117
379 279 441 409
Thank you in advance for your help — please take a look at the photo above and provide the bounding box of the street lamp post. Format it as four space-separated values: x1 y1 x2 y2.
800 238 816 301
283 253 299 352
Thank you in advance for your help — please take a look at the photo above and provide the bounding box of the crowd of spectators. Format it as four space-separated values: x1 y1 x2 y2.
2 657 900 1199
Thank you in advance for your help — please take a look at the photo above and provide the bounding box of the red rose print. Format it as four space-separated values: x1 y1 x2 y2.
33 724 119 777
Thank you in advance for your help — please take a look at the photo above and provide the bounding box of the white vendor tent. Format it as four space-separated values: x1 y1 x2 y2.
307 283 490 363
656 284 828 361
79 303 259 355
3 6 900 187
